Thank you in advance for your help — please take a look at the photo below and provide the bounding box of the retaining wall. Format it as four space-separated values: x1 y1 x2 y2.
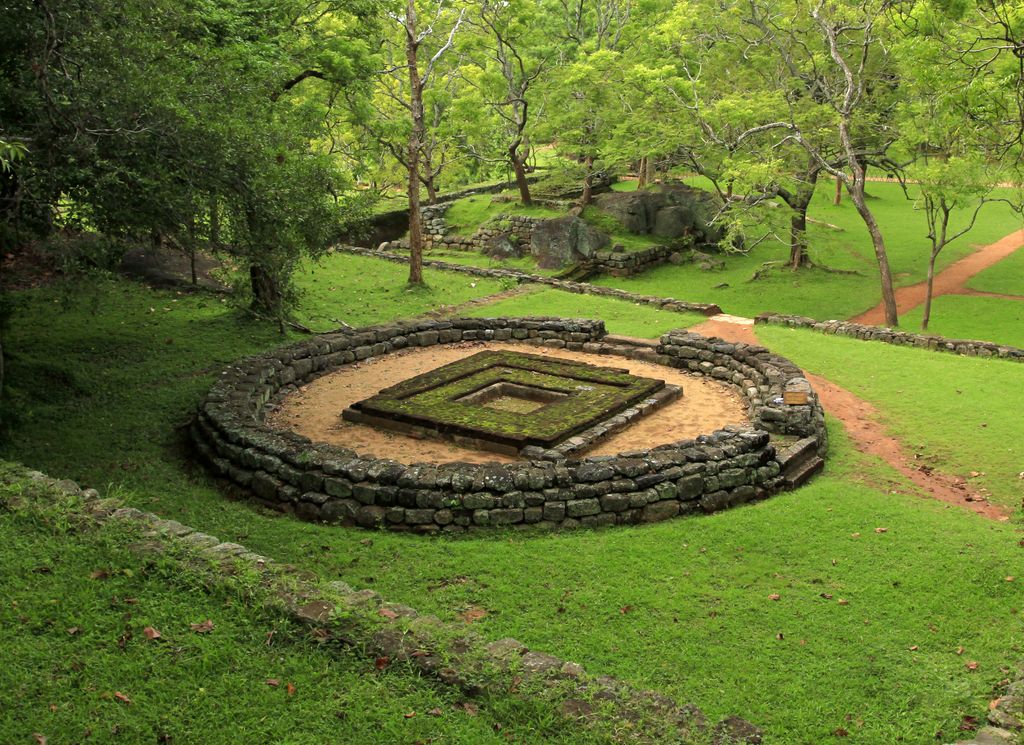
191 317 826 533
756 313 1024 362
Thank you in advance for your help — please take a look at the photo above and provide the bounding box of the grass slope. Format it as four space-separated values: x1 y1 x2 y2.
0 487 595 745
900 295 1024 349
968 246 1024 296
443 194 561 236
293 253 505 331
466 287 707 338
590 181 1024 321
757 324 1024 508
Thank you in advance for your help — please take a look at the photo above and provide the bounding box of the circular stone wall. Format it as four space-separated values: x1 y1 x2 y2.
191 317 828 533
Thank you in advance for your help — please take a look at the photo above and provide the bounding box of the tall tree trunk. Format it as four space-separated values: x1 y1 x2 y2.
511 146 532 204
645 155 656 186
580 154 594 206
209 196 220 249
848 185 898 326
789 207 810 269
405 0 425 286
789 165 820 269
424 176 438 205
636 157 647 189
921 249 938 331
250 263 281 315
833 176 842 206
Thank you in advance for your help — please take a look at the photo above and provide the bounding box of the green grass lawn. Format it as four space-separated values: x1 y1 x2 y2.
899 295 1024 348
757 324 1024 508
443 194 562 236
466 287 706 338
293 252 506 331
591 181 1024 321
968 245 1024 296
0 484 595 745
3 264 1023 743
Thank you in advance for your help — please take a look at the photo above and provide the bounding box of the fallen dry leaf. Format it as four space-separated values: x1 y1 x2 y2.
833 727 849 737
966 661 979 671
375 656 390 670
89 570 109 580
959 715 978 730
956 646 965 655
1006 576 1016 582
143 626 161 641
113 691 131 705
768 593 781 601
428 708 443 717
286 682 296 697
619 605 632 614
850 533 861 538
66 627 80 636
403 711 416 719
32 734 47 745
459 702 479 716
189 619 214 634
378 608 399 620
874 527 888 534
909 645 919 651
775 632 784 640
266 679 280 687
837 598 849 606
460 607 488 623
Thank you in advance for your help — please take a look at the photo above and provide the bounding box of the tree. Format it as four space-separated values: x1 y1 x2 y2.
0 0 373 322
892 13 1018 330
371 0 466 285
469 0 547 205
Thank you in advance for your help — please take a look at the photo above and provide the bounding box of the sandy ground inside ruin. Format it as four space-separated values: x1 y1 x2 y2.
265 342 749 464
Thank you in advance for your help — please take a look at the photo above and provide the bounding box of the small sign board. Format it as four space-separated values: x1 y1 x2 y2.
783 391 809 406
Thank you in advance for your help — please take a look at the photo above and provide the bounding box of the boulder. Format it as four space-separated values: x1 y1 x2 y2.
591 184 725 245
482 232 522 260
530 216 610 268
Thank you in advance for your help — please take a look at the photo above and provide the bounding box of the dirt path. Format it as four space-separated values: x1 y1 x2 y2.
851 229 1024 325
689 315 1011 520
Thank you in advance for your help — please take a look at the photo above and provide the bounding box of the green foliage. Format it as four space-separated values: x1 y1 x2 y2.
0 0 374 319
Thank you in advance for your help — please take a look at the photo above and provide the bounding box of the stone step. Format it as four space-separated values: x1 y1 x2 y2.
782 455 825 489
778 436 824 489
603 334 659 349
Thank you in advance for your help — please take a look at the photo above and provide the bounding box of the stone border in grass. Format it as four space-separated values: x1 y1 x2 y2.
190 316 827 533
755 313 1024 363
336 244 723 316
2 464 765 744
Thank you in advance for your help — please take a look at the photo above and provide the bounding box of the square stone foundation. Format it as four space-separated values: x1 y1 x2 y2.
342 349 681 457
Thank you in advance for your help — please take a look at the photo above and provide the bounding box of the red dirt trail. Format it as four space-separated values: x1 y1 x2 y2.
688 317 1011 520
852 229 1024 325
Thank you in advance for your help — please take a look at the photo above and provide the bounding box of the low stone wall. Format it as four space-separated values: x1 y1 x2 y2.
755 313 1024 363
594 244 682 277
337 244 723 316
191 317 827 534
